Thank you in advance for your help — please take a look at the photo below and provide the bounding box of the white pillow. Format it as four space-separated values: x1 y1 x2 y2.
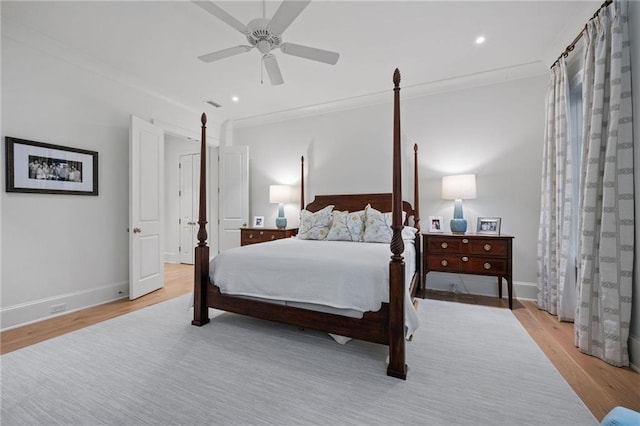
363 205 393 243
402 226 418 241
297 205 334 240
327 210 365 242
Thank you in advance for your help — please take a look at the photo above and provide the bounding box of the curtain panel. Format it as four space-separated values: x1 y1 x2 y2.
537 58 574 319
575 0 634 367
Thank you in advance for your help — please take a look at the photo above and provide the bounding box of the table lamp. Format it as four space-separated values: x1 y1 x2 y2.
442 174 476 233
269 184 292 229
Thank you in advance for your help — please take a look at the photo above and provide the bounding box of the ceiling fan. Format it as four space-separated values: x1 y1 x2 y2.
194 0 339 85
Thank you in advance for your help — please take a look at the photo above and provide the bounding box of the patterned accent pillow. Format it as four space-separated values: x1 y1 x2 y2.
297 205 334 240
326 210 366 242
363 205 393 243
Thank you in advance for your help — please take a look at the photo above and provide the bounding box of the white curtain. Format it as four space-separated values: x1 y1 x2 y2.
537 57 575 320
575 0 634 367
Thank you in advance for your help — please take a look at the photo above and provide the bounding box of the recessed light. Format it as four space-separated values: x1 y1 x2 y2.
475 36 486 45
231 96 239 103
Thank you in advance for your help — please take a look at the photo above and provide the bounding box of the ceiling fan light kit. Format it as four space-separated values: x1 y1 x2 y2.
194 0 340 85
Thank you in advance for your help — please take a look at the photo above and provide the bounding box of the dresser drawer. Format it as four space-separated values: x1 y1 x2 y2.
466 239 509 256
426 255 508 276
427 237 508 257
242 230 277 244
426 237 463 253
240 228 298 246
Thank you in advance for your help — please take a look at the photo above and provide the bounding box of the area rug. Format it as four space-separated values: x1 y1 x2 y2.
1 296 597 425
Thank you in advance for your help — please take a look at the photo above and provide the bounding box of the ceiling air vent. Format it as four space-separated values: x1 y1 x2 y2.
206 100 222 108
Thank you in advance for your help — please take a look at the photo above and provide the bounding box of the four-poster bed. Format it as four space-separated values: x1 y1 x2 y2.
192 69 420 379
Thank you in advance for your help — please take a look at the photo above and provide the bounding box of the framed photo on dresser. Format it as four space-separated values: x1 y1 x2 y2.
428 215 444 232
477 217 501 235
253 216 265 228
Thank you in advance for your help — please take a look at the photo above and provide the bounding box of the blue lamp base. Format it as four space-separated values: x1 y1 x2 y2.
275 204 287 229
450 218 468 233
450 199 467 233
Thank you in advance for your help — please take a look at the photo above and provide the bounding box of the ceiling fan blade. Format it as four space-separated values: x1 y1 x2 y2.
263 54 284 85
193 1 247 34
267 0 311 35
280 42 339 65
198 45 253 63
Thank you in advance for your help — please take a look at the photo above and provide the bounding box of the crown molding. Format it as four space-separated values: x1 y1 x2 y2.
232 61 548 129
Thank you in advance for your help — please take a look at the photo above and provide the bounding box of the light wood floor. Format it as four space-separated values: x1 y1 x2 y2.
2 265 638 422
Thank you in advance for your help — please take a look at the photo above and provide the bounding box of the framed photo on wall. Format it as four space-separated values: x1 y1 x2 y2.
253 216 265 228
428 215 444 232
477 217 501 235
5 137 98 196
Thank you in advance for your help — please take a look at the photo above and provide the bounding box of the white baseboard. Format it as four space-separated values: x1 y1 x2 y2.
425 272 536 301
164 252 179 263
0 281 129 331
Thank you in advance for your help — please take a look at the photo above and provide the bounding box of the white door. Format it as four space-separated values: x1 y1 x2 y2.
129 116 164 299
218 146 249 252
179 153 200 264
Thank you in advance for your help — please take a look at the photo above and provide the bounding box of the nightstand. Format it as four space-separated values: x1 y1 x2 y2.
423 233 515 309
240 228 298 246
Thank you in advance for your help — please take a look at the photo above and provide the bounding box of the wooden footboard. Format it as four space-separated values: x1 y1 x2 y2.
193 69 420 380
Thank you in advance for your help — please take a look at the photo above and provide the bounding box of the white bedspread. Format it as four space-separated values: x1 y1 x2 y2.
209 238 419 338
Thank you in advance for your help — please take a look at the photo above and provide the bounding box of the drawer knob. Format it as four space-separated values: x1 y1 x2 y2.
462 238 469 244
441 242 448 249
249 234 253 239
441 259 448 267
462 256 469 262
484 244 492 251
484 262 492 270
260 231 264 235
270 235 275 239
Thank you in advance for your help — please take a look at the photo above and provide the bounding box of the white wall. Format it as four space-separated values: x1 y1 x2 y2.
234 75 547 299
1 25 220 329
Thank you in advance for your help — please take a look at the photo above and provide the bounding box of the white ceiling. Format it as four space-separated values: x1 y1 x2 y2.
2 1 600 125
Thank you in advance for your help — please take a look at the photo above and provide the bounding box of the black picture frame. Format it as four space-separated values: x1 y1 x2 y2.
5 137 98 196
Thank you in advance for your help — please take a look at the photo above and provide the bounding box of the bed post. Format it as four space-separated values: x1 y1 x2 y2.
300 156 305 210
413 143 422 297
387 68 407 379
192 113 210 326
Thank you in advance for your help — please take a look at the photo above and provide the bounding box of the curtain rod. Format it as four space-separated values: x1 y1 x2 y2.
550 0 613 69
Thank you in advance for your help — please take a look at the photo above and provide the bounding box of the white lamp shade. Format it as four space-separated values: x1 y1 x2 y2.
269 185 292 204
442 174 477 200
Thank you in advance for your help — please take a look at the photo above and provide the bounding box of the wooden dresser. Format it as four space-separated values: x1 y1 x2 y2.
423 233 514 309
240 228 298 246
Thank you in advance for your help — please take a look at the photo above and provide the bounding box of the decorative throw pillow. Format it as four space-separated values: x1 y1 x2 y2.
297 205 334 240
327 210 365 242
363 205 393 243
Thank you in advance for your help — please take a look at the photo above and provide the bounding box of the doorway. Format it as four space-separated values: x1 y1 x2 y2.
178 152 200 264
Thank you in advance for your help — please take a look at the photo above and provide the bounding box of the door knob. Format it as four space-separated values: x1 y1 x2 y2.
133 227 142 234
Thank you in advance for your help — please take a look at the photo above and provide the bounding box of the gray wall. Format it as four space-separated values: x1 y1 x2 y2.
233 75 547 300
1 21 220 329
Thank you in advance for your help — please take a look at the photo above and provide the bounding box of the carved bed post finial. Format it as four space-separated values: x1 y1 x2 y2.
390 68 404 260
388 68 406 380
193 112 210 326
301 156 305 211
197 113 208 246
